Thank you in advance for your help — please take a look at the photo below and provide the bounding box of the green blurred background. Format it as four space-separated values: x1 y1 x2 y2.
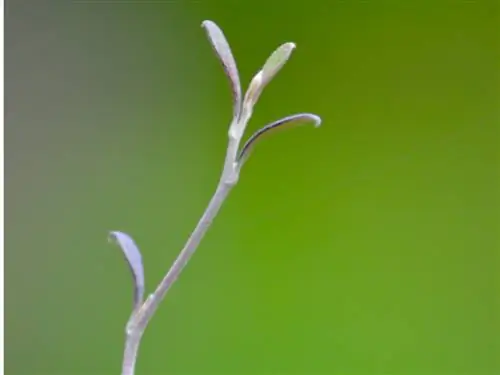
5 1 499 374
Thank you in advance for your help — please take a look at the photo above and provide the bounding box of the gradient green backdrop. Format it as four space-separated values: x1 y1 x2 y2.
6 1 499 374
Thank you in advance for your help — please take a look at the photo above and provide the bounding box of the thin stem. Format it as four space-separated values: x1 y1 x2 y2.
139 181 233 327
121 331 142 375
120 131 241 375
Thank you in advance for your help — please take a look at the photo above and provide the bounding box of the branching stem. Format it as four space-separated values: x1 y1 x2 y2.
120 129 241 375
113 20 321 375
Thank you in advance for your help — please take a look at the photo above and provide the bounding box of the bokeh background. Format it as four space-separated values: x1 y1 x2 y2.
5 1 499 375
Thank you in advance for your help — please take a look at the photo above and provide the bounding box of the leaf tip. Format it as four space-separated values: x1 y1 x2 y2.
285 42 296 51
108 230 121 244
201 20 214 29
310 114 322 128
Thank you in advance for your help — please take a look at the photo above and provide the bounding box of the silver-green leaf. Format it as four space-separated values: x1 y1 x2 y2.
261 42 296 89
201 20 242 121
109 231 145 313
243 42 296 110
237 113 321 167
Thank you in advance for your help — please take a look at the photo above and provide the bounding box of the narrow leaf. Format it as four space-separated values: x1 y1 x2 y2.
261 42 296 88
237 113 322 167
109 231 145 312
243 42 296 109
201 20 242 121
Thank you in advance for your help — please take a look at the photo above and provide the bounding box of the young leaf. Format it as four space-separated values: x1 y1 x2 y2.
109 231 145 312
237 113 321 167
261 42 296 90
243 42 296 109
201 20 242 121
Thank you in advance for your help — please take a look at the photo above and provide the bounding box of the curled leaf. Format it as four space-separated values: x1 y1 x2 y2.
201 20 242 121
243 42 296 109
109 231 145 313
237 113 322 167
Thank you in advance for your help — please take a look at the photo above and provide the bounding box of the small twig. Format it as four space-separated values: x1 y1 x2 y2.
108 20 322 375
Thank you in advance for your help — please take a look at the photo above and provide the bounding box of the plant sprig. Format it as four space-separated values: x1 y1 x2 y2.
108 20 322 375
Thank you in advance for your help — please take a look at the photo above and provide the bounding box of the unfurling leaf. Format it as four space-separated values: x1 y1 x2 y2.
243 42 296 109
201 20 242 121
237 113 322 167
109 231 145 313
